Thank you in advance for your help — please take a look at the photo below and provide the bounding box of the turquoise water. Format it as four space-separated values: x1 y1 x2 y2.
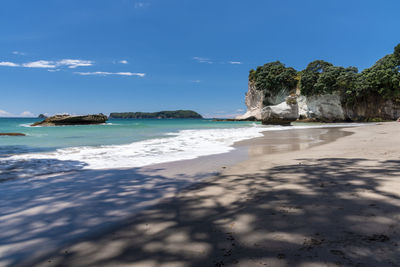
0 118 364 180
0 118 268 179
0 118 260 157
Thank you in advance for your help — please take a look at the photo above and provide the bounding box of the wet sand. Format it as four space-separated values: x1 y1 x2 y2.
4 124 400 266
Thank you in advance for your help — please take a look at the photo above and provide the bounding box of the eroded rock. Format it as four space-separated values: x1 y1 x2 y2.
0 133 26 136
261 95 298 125
31 114 108 127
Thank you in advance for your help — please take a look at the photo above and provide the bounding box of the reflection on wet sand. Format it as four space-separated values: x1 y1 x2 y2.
236 128 352 157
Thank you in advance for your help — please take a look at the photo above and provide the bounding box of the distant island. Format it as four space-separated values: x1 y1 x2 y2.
109 110 203 119
38 114 47 119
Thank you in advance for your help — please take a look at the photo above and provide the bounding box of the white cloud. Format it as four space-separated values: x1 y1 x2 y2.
134 2 150 8
0 109 34 117
22 60 56 68
57 59 93 68
192 58 242 65
191 80 201 83
12 51 26 56
0 59 94 69
119 60 128 64
193 57 213 64
0 109 13 117
236 108 244 112
0 61 19 67
74 71 145 77
20 111 35 117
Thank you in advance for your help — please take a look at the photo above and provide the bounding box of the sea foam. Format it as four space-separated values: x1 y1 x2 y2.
0 123 365 180
0 126 265 179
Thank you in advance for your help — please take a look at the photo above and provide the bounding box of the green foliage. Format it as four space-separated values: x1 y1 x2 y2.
249 61 297 103
355 54 400 100
394 44 400 60
250 43 400 104
299 60 331 96
109 110 203 119
299 60 359 96
304 60 333 73
316 66 358 95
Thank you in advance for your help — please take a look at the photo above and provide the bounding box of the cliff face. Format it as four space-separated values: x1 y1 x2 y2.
236 82 291 121
236 82 264 120
240 44 400 124
261 95 298 125
297 94 345 122
344 96 400 121
236 83 400 124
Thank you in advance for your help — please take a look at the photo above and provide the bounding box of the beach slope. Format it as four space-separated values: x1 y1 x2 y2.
36 122 400 266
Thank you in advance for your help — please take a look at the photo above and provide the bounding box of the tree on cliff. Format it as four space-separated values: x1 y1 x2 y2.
299 60 359 97
251 43 400 103
299 60 332 96
394 43 400 60
354 53 400 100
249 61 297 102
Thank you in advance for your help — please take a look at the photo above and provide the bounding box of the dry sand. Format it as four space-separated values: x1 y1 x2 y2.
27 123 400 266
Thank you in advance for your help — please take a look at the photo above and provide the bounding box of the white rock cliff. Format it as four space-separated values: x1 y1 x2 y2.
236 82 400 124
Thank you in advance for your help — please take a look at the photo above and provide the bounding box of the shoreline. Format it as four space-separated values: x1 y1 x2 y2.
2 124 359 267
28 122 400 266
0 125 354 267
1 122 362 181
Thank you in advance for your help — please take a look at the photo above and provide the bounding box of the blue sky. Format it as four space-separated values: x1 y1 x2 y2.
0 0 399 118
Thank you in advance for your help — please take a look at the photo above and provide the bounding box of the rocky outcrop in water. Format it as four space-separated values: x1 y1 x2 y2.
0 133 26 136
31 114 108 126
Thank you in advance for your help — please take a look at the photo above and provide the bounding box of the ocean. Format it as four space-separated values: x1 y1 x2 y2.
0 118 267 180
0 118 364 181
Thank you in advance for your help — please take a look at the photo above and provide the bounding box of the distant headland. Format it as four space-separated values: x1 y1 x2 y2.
109 110 203 119
237 43 400 124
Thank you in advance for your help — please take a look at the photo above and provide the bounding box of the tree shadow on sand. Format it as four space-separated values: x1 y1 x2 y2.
36 158 400 267
0 158 87 183
0 158 220 267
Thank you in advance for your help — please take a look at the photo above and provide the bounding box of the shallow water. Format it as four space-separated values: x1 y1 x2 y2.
0 118 365 180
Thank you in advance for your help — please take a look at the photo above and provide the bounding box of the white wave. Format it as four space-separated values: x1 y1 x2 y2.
19 123 33 127
0 126 265 176
0 123 365 179
25 133 48 137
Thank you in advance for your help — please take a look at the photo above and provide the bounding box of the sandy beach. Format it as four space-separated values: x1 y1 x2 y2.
21 122 398 267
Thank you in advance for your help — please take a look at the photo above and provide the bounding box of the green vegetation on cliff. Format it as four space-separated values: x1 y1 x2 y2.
299 60 359 97
249 44 400 103
109 110 203 119
249 61 297 99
